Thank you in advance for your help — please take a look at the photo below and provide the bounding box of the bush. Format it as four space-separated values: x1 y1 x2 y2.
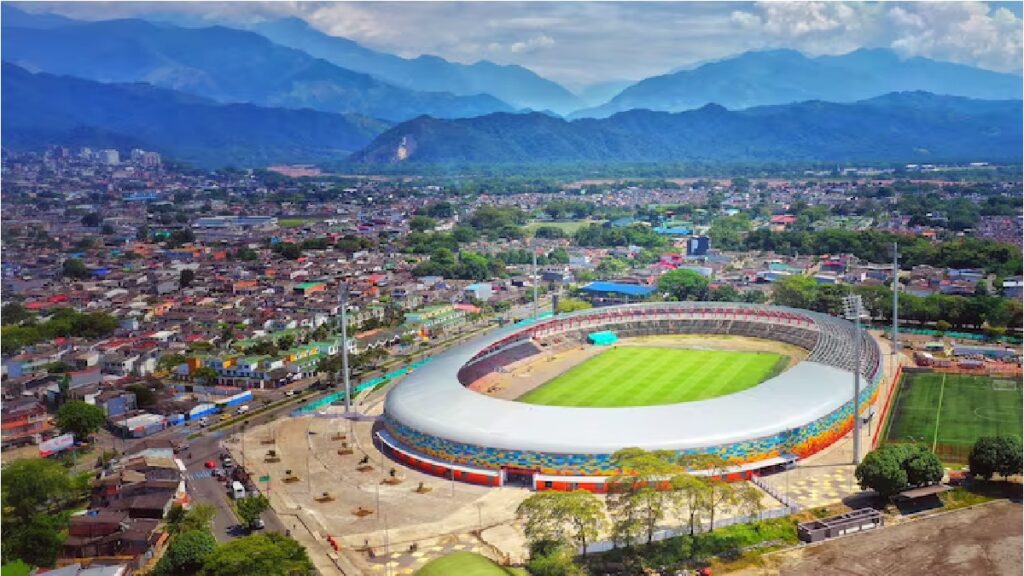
969 436 1023 480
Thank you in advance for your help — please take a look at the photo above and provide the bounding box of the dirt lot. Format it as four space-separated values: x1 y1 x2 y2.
774 501 1022 575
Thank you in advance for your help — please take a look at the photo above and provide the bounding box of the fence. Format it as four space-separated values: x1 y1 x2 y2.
868 324 1022 345
291 358 433 416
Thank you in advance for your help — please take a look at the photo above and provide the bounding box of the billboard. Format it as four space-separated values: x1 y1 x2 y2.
39 433 74 457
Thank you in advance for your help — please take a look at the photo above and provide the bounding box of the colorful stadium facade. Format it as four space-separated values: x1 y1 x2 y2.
379 302 884 490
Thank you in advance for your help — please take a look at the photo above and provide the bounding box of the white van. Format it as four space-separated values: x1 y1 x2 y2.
231 481 246 500
236 405 250 416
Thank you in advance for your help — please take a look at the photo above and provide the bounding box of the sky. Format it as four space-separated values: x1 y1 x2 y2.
16 1 1024 90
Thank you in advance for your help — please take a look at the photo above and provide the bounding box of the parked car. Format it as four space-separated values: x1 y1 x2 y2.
204 460 217 469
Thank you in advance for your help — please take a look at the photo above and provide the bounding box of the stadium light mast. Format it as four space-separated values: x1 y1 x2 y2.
532 242 539 320
843 294 867 464
892 241 900 362
339 282 352 414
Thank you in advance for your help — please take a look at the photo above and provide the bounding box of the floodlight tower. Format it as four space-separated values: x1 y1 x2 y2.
843 294 867 464
892 241 900 361
338 282 352 414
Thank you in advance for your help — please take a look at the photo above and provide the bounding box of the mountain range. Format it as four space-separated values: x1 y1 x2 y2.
0 11 514 122
1 64 389 167
351 92 1022 165
251 17 582 114
575 48 1023 118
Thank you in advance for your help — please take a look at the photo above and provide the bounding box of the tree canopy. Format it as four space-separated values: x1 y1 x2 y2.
968 436 1023 480
199 533 313 576
55 400 107 439
658 269 710 301
855 444 943 500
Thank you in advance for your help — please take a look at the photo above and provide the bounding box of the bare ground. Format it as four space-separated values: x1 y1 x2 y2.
756 501 1023 576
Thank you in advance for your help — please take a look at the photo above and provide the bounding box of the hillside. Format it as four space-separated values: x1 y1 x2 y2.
351 92 1022 165
574 48 1023 118
1 64 391 167
0 13 513 122
252 17 582 114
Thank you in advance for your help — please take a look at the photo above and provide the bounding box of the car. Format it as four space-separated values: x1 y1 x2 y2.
212 468 226 478
222 457 234 467
285 389 297 397
253 518 265 530
204 460 217 469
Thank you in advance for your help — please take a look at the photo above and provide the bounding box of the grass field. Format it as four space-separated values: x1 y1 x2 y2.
524 219 605 234
518 347 784 407
416 552 526 576
884 372 1023 461
278 217 320 228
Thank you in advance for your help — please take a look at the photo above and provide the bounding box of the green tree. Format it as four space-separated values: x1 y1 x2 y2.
62 258 91 279
855 444 942 500
658 269 710 301
771 275 818 309
525 540 585 576
708 284 741 302
165 503 217 535
236 494 270 530
670 474 709 535
193 366 219 384
199 533 313 576
736 483 765 521
127 383 156 409
2 302 33 325
702 478 736 532
409 215 437 232
969 436 1024 480
556 298 592 314
180 269 195 288
55 400 107 440
595 257 628 278
1 513 67 567
1 458 73 523
155 529 217 576
516 490 607 555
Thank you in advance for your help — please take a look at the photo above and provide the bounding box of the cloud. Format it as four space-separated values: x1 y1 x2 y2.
17 1 1024 88
729 1 1022 73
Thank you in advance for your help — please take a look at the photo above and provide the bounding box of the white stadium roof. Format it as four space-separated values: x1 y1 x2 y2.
384 306 867 455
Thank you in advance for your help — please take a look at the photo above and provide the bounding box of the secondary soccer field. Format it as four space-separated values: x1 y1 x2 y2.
517 347 785 407
883 372 1023 462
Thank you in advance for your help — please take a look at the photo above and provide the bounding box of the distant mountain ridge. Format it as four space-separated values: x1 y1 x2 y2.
1 63 390 167
0 8 514 122
574 48 1024 118
252 17 582 114
351 92 1022 165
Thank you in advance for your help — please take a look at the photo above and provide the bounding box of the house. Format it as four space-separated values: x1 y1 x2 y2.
1 397 54 447
464 283 493 301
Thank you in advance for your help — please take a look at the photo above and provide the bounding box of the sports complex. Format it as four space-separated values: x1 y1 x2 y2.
378 302 884 490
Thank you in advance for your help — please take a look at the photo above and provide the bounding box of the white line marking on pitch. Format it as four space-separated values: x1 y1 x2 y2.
932 373 946 452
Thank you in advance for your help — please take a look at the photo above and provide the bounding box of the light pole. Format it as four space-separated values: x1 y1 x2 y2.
338 282 352 414
843 294 867 465
892 241 900 361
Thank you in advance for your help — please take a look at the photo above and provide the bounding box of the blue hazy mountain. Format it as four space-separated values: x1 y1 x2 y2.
351 92 1022 165
252 17 582 115
0 12 514 122
574 48 1024 118
1 63 391 167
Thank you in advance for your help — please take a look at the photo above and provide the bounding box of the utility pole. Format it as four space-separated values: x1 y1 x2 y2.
532 242 539 320
892 241 900 361
339 283 352 414
843 294 865 464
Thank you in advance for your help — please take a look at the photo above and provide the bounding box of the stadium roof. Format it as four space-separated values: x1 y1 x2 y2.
385 303 877 455
580 282 655 297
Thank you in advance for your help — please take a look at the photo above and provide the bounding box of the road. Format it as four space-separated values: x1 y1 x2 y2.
139 302 551 544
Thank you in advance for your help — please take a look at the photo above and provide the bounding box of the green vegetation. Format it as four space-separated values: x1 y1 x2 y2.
278 217 317 228
1 307 119 355
525 219 603 235
556 298 592 314
519 348 782 407
416 551 523 576
855 444 944 500
55 400 107 440
574 223 668 249
884 373 1023 462
657 269 710 301
968 436 1023 480
199 533 314 576
0 561 31 576
235 495 270 530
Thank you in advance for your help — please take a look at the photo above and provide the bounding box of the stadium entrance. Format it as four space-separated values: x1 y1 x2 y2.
502 467 536 487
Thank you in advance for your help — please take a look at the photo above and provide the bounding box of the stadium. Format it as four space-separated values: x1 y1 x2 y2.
378 302 883 490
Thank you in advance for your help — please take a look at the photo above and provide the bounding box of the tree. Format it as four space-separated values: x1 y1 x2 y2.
969 436 1024 480
155 529 217 576
55 400 107 440
658 269 709 301
1 458 73 523
556 298 592 314
856 444 942 500
771 275 819 310
236 494 270 530
702 478 736 531
127 383 156 409
193 366 219 384
525 540 585 576
736 484 765 521
1 513 67 568
2 302 33 325
670 474 709 535
165 503 217 535
199 533 313 576
516 490 606 555
180 269 195 289
708 285 741 302
607 448 680 545
935 319 952 334
62 258 91 279
409 215 437 232
81 212 102 227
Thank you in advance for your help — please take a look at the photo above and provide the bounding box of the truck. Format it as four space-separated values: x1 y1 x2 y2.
231 480 246 500
236 404 250 416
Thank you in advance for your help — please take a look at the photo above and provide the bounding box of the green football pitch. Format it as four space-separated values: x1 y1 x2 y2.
883 372 1023 461
517 347 785 407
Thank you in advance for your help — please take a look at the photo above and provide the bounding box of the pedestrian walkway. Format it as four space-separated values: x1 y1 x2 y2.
187 469 213 482
365 534 492 575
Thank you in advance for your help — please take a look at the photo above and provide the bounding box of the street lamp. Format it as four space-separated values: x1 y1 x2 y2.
337 282 352 415
843 294 868 465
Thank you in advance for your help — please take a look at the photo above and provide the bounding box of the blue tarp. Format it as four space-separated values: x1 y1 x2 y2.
581 282 655 297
